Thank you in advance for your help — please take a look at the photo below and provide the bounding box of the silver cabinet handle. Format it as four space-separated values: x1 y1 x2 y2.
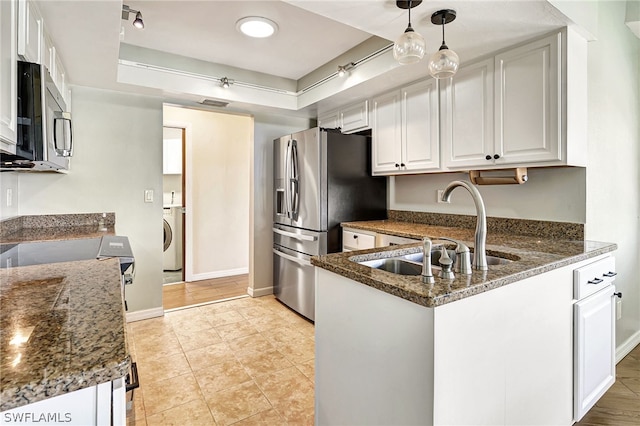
273 227 317 241
273 248 311 266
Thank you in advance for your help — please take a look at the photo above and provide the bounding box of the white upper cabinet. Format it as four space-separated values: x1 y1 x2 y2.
318 99 369 134
494 32 561 166
442 29 586 171
17 0 42 64
371 90 402 174
0 0 18 152
442 58 494 169
372 78 439 175
401 78 440 172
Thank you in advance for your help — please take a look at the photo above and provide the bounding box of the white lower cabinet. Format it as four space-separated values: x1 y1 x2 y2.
1 378 126 426
342 228 376 252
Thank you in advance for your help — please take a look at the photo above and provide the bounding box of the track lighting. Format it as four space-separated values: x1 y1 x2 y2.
393 0 426 65
122 5 144 29
428 9 459 79
337 62 355 77
221 77 231 89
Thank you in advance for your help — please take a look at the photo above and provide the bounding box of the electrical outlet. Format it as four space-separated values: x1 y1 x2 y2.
616 298 622 320
437 189 448 203
6 188 12 207
144 189 154 203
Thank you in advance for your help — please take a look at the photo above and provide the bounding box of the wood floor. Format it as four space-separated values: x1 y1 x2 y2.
577 343 640 425
162 274 249 310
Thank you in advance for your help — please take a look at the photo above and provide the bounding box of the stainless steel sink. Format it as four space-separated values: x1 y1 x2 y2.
354 249 517 276
358 258 422 276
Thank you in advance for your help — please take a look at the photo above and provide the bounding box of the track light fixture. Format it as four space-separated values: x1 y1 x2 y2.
122 4 144 29
393 0 426 65
220 77 232 89
428 9 459 79
337 62 355 77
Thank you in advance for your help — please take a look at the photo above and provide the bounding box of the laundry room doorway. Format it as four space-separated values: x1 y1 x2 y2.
162 105 252 310
162 126 185 285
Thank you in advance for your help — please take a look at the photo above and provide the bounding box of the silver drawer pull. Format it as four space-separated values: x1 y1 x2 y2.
273 227 317 241
603 271 617 277
587 277 604 285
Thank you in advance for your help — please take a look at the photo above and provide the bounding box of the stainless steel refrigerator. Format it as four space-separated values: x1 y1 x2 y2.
273 127 387 320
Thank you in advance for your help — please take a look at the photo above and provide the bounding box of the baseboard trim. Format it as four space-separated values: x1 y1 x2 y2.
189 267 248 282
247 286 274 297
126 307 164 323
616 330 640 363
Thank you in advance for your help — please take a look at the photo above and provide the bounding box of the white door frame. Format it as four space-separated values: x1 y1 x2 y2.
163 120 194 282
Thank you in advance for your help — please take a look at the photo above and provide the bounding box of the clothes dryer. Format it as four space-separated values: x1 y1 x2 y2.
163 206 183 271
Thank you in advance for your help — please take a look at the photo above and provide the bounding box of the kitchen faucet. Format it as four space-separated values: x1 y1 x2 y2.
441 180 488 271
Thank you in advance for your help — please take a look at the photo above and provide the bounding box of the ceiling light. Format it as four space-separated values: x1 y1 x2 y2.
337 62 355 77
220 77 231 89
122 5 144 30
393 0 426 65
133 11 144 29
428 9 459 79
236 17 278 38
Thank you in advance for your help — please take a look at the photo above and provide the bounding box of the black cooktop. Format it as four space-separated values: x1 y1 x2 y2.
0 236 134 272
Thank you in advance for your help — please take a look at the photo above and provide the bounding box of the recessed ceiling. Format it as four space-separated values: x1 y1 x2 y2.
35 0 574 115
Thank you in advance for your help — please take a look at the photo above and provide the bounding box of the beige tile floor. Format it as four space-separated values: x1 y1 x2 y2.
126 295 315 425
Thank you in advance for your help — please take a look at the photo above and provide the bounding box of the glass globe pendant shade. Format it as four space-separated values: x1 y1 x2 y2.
428 47 459 79
393 28 426 65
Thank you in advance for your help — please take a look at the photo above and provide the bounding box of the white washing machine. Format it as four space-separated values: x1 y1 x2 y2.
163 206 183 271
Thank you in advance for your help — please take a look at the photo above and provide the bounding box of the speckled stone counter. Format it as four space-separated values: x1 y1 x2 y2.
311 220 616 308
0 213 116 244
0 258 130 411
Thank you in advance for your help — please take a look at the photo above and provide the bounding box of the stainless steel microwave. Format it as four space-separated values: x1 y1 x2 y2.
0 61 73 171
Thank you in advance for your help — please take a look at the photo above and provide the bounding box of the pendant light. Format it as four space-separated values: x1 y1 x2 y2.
428 9 459 79
393 0 426 65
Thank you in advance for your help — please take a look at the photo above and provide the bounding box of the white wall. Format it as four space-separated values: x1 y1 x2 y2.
390 167 586 223
16 86 164 313
584 1 640 352
250 114 314 296
163 106 252 281
0 172 19 219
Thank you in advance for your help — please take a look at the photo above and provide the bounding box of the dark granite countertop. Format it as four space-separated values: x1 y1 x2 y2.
0 259 130 411
0 213 130 412
311 220 616 308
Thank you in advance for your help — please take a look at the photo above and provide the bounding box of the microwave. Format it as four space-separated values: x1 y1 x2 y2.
0 61 73 171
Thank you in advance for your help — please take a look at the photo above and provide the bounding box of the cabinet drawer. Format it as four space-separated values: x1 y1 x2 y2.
343 230 375 251
574 256 616 300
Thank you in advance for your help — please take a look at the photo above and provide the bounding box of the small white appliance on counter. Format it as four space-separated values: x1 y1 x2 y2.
163 206 183 271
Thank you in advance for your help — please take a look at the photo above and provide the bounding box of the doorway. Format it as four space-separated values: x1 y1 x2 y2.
162 105 253 310
162 126 185 285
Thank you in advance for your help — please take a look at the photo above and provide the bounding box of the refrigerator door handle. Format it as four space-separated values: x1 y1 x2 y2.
284 140 292 219
273 227 317 242
290 140 300 220
273 248 312 267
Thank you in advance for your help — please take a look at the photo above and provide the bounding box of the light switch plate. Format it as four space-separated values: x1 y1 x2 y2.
144 189 154 203
6 188 12 207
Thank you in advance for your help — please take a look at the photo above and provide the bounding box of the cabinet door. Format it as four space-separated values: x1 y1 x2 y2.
401 79 440 172
0 0 17 151
318 110 339 130
441 58 494 169
17 0 42 63
574 286 616 421
371 91 401 175
342 229 376 251
495 33 561 165
341 100 369 133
